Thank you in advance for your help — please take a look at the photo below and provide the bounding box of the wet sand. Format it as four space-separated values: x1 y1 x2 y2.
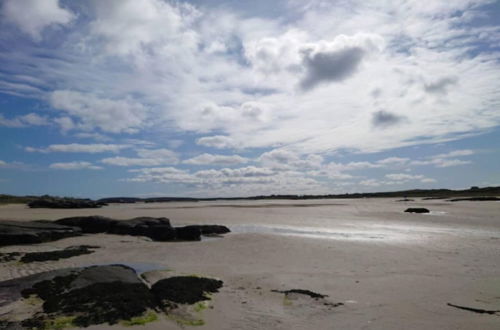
1 198 499 329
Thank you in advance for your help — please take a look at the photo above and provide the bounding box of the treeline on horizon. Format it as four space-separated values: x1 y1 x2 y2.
1 186 499 205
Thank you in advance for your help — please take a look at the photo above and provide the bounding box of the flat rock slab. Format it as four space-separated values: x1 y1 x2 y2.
19 246 99 263
404 208 430 213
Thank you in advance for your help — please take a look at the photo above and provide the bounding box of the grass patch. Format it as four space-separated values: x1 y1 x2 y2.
168 315 205 327
43 316 76 330
121 311 158 326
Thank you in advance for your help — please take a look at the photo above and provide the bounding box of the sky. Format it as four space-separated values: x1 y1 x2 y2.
0 0 499 198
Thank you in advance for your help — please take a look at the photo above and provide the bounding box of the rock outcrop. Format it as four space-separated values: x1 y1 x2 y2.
0 221 81 247
28 197 106 209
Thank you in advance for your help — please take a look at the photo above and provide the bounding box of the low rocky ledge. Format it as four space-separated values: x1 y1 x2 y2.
404 208 430 213
0 217 231 247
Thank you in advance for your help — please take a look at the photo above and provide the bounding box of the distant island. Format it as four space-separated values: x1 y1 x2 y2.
0 186 499 208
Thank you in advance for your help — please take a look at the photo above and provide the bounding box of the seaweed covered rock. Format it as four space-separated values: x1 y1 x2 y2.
151 276 223 305
404 208 430 213
28 197 105 209
20 245 99 263
0 266 225 329
0 221 81 247
10 265 156 328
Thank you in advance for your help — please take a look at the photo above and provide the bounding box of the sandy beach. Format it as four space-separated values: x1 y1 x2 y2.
1 198 499 329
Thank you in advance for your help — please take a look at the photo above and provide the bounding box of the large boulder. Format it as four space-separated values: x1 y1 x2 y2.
109 217 171 236
55 216 117 233
0 221 81 247
175 226 202 241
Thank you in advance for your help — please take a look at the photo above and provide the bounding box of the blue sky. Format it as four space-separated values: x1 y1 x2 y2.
0 0 499 198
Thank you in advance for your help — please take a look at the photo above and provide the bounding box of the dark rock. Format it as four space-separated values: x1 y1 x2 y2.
0 252 22 262
28 197 105 209
271 289 328 299
397 198 414 202
181 225 231 235
20 245 99 263
175 226 202 241
448 196 500 202
151 276 223 305
404 208 430 213
0 221 81 247
55 216 117 233
447 303 500 315
109 217 171 236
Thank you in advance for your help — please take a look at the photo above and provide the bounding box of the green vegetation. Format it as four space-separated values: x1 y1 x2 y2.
42 316 76 330
168 314 205 327
121 311 158 326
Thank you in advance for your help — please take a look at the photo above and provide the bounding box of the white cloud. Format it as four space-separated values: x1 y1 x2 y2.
89 0 199 56
101 148 179 167
196 136 238 149
26 143 128 153
49 161 102 170
50 90 148 133
0 113 49 127
1 0 74 40
184 153 249 165
411 149 474 167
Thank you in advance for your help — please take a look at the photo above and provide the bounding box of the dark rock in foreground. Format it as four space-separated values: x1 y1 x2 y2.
0 221 81 247
404 208 430 213
448 196 500 202
28 197 106 209
0 265 224 329
20 245 99 263
152 276 223 305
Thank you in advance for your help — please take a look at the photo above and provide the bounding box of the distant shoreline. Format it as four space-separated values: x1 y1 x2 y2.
1 186 499 205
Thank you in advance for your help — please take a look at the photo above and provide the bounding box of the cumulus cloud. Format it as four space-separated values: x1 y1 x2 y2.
299 33 384 90
50 90 148 133
49 161 102 170
183 153 249 165
89 0 199 55
0 113 49 127
25 144 128 153
1 0 74 40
